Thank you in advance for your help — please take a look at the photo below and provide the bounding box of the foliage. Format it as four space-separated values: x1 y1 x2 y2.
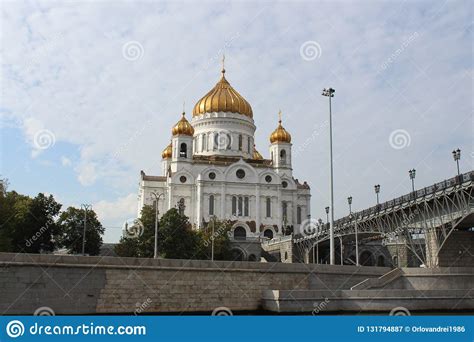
57 207 104 255
196 218 233 260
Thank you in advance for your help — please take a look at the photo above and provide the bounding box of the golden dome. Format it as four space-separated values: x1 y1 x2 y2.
253 145 263 160
193 67 253 118
270 112 291 143
172 112 194 136
161 143 172 159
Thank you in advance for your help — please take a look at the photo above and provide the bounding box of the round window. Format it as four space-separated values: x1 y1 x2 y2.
282 181 288 188
236 169 246 179
180 176 187 183
265 175 272 183
209 172 216 180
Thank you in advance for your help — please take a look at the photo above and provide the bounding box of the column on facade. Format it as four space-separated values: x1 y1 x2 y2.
255 185 260 234
220 183 225 220
196 180 202 229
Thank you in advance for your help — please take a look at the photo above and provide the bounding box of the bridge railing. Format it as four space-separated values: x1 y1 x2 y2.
335 171 473 225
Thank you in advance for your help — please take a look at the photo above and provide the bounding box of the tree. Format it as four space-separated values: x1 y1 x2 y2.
0 191 62 253
158 208 199 259
57 207 104 255
196 219 233 260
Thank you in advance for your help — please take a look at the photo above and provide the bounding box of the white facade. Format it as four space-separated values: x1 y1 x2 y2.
137 71 311 241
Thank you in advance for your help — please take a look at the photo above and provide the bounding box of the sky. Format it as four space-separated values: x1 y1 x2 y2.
0 0 472 243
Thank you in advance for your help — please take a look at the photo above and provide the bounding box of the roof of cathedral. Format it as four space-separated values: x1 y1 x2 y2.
192 154 272 167
140 171 166 182
172 112 194 136
270 112 291 143
192 66 253 118
161 142 172 159
253 145 263 160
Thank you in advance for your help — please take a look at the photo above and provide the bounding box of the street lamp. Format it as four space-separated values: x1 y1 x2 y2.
452 148 461 176
151 192 165 259
81 204 92 256
322 87 336 265
409 169 416 192
324 206 329 225
347 196 352 214
374 184 380 205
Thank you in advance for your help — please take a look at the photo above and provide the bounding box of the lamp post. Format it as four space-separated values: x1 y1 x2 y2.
452 149 461 176
347 196 352 214
409 169 416 193
374 184 380 205
322 87 336 265
151 192 164 259
211 215 216 261
325 206 329 225
81 204 91 256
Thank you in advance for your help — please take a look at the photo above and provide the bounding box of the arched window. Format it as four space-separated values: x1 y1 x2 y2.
201 134 206 151
238 196 243 216
244 197 249 216
234 226 246 240
280 149 286 164
247 137 251 153
178 198 185 216
180 143 187 158
238 134 242 151
209 195 214 216
282 202 287 221
266 198 271 218
232 196 237 216
263 229 273 239
297 206 302 224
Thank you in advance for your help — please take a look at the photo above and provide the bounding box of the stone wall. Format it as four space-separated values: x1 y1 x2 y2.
0 253 389 315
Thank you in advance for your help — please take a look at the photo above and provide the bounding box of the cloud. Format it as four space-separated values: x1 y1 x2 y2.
61 156 72 167
93 193 137 242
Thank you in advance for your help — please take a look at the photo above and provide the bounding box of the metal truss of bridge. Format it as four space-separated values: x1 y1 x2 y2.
294 171 474 268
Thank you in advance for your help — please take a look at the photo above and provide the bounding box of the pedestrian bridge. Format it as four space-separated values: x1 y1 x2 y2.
292 171 474 267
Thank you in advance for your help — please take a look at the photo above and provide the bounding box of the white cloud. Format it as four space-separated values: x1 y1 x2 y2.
61 156 72 167
93 193 137 242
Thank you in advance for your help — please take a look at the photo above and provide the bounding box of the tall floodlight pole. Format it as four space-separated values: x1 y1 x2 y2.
409 169 416 193
322 87 336 265
374 184 380 205
151 192 164 259
81 204 92 255
452 149 461 176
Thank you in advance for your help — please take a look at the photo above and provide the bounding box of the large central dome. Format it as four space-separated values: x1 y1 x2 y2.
192 68 253 118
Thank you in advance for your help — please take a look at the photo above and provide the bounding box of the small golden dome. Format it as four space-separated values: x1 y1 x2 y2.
161 143 172 159
253 145 263 160
172 112 194 136
193 67 253 118
270 112 291 143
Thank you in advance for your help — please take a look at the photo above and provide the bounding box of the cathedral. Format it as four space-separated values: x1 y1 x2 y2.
137 62 311 244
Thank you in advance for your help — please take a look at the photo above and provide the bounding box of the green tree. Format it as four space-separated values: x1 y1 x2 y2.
158 208 198 259
0 191 62 253
196 219 233 260
58 207 104 255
